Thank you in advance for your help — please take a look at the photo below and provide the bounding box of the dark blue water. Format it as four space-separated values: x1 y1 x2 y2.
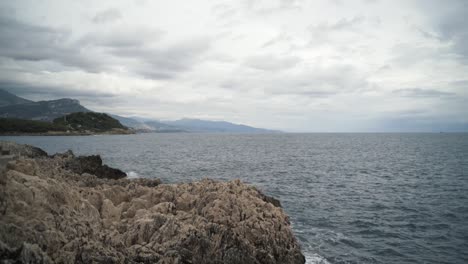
2 133 467 263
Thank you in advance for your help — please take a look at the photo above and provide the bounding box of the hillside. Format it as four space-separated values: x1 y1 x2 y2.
0 118 66 133
0 89 33 107
0 113 130 135
53 112 128 132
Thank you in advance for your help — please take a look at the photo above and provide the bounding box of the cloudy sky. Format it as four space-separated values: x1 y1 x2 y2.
0 0 467 132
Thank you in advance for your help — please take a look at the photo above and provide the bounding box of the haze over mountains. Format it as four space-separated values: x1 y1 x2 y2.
0 89 278 133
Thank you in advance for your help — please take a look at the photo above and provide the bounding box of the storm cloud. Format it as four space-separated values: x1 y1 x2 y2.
0 0 467 132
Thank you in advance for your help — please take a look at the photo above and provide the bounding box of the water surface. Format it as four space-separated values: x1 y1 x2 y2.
2 133 467 263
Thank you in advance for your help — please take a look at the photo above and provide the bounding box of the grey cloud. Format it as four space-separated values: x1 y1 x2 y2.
92 8 122 24
418 0 468 63
449 79 468 88
211 4 238 20
327 16 365 31
268 66 368 96
0 16 69 61
0 15 209 80
389 43 449 67
279 0 304 10
223 64 368 97
244 54 300 71
330 0 344 5
78 28 209 79
111 38 211 79
79 27 165 48
393 88 456 98
309 16 365 33
206 53 236 64
244 0 304 14
261 33 292 48
416 27 443 41
0 80 116 99
306 16 367 47
0 16 106 72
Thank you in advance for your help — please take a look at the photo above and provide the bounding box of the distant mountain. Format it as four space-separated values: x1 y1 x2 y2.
111 116 278 133
109 115 181 131
0 89 33 107
0 89 90 121
144 120 186 132
162 118 280 133
0 89 279 133
110 114 151 130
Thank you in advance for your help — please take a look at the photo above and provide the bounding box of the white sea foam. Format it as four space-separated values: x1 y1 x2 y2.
305 253 331 264
126 171 140 179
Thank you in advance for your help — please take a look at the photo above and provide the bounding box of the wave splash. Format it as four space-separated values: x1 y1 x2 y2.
126 171 140 179
305 253 330 264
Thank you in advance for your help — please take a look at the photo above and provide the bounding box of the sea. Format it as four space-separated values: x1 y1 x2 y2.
2 133 467 264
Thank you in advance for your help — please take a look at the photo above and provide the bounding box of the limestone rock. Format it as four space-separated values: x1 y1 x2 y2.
0 143 305 264
0 141 48 158
0 241 52 263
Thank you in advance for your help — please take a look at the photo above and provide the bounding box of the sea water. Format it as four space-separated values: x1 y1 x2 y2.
2 133 467 263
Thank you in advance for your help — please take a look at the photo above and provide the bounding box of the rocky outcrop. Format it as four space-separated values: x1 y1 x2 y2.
0 141 48 158
64 152 127 180
0 144 305 264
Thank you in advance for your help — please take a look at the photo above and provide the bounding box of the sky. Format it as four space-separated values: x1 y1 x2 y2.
0 0 467 132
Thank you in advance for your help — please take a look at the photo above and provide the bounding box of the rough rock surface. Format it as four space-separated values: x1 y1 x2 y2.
0 145 305 263
63 152 127 180
0 141 48 158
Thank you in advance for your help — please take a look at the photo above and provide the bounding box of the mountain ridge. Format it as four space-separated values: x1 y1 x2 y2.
0 89 33 107
0 89 91 121
162 118 280 133
0 89 280 133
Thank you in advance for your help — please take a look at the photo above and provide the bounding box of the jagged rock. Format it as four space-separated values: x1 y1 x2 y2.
0 241 52 263
0 141 48 158
0 144 305 264
258 191 282 208
65 154 127 180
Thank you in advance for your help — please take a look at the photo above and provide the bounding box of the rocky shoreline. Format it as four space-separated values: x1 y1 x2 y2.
0 141 305 263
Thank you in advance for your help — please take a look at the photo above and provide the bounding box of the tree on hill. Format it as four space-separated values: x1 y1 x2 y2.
0 118 66 133
53 112 128 132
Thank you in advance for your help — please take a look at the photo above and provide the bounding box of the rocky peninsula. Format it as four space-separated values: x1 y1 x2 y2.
0 141 305 263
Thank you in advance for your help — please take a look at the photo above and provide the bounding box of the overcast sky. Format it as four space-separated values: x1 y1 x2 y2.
0 0 467 132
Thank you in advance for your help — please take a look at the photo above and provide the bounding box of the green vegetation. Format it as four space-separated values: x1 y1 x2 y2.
53 112 127 132
0 118 66 133
0 112 128 134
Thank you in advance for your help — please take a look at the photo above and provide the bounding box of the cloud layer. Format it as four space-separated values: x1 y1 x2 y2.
0 0 467 131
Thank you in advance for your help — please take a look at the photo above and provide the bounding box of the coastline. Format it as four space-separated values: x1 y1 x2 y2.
0 141 305 263
0 129 135 136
